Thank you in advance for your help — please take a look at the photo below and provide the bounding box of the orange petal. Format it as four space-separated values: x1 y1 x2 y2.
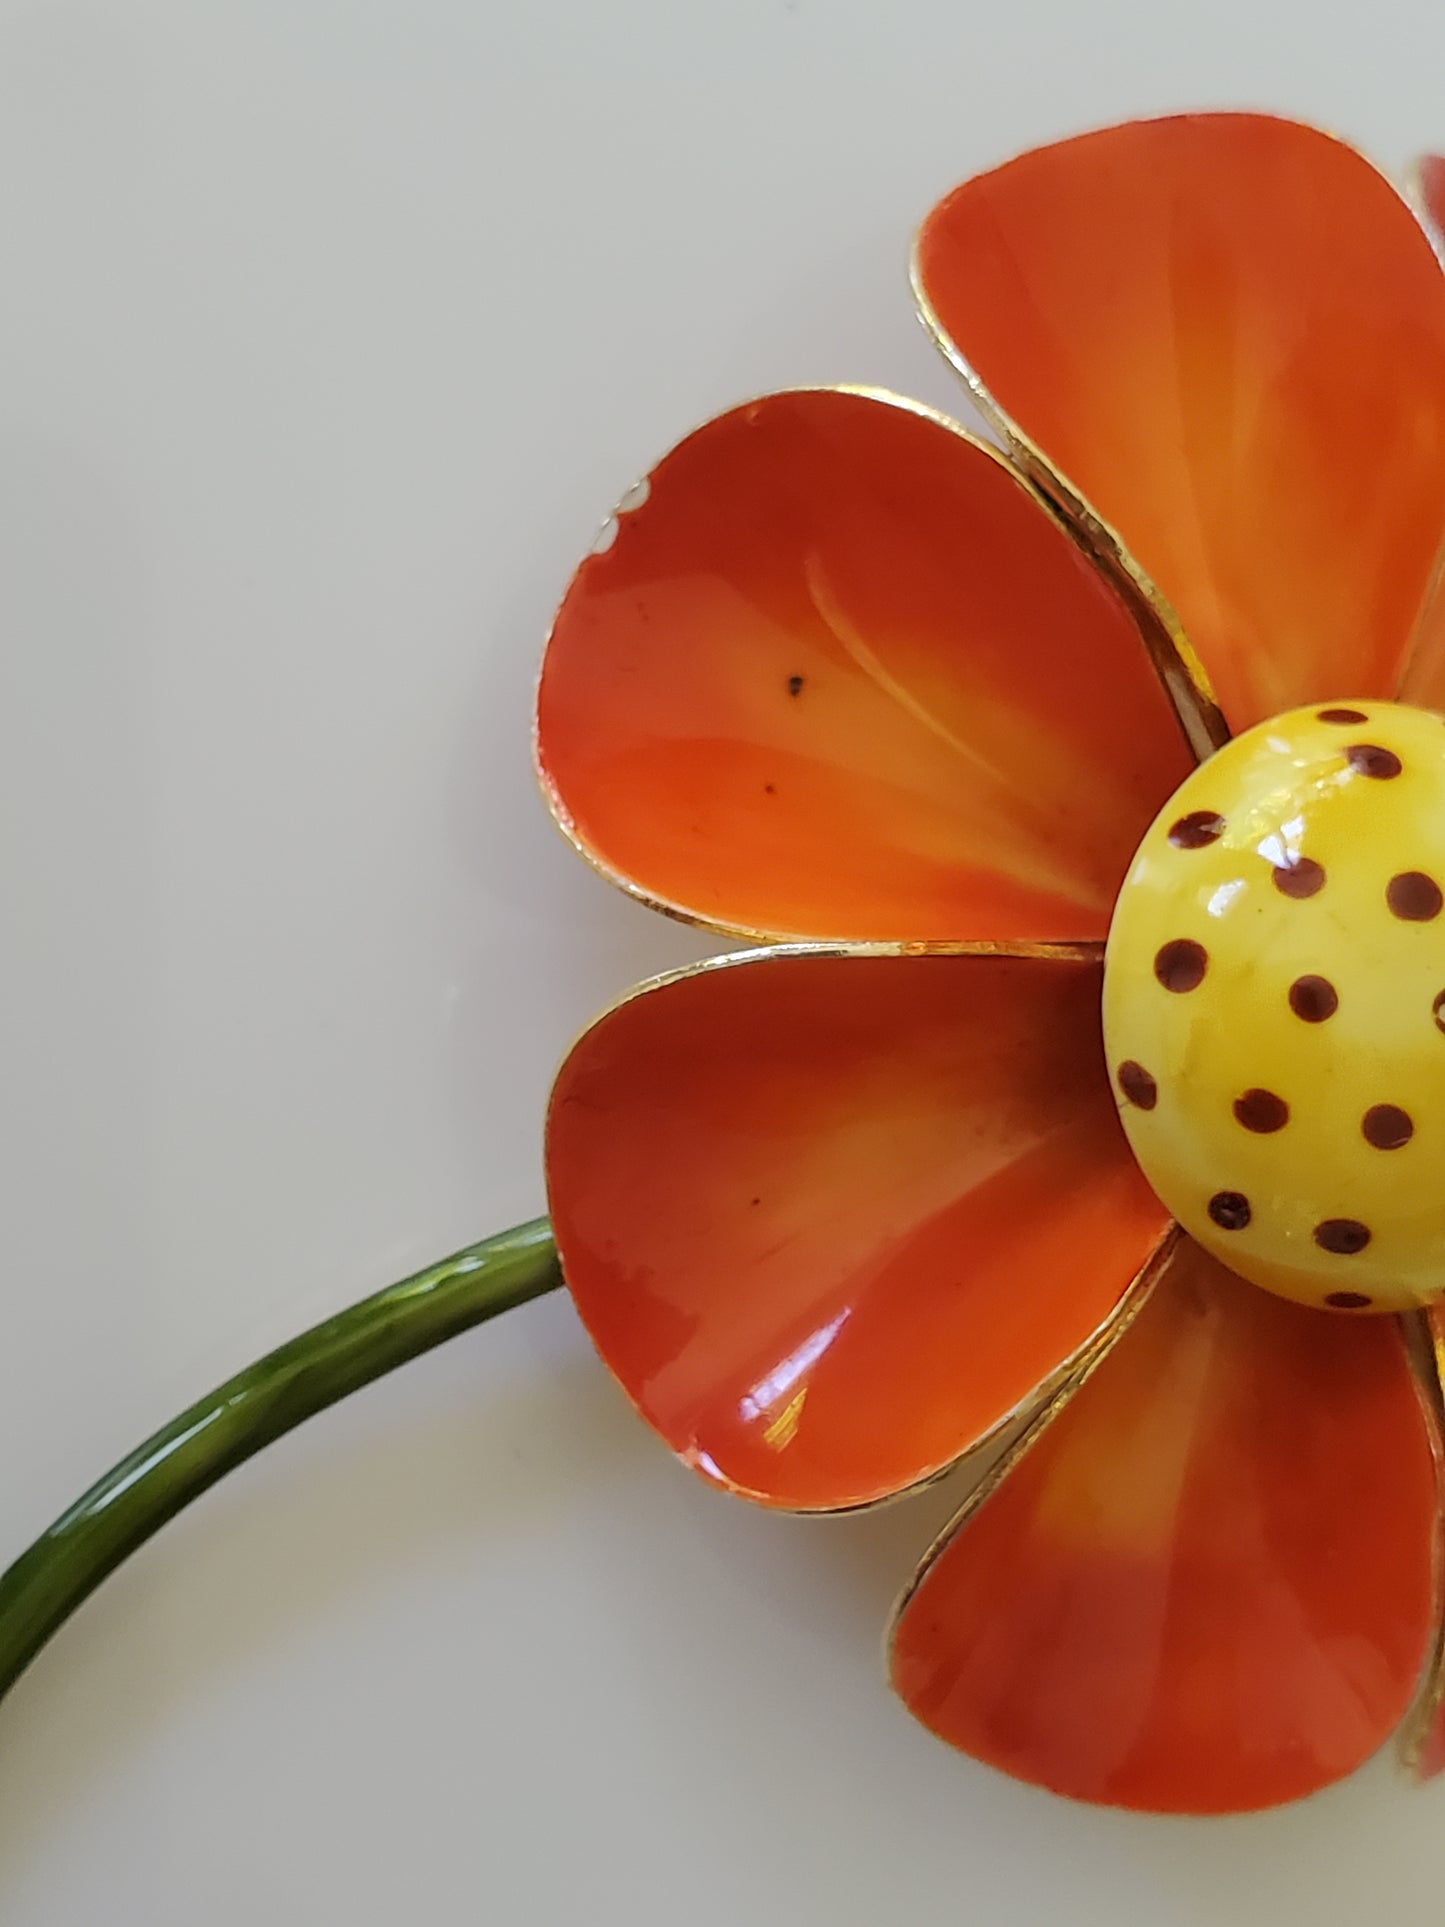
890 1238 1438 1814
1397 166 1445 711
1398 571 1445 772
915 115 1445 733
536 389 1192 944
546 947 1169 1512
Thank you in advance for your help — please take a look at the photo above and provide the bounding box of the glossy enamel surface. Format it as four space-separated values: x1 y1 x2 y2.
536 388 1192 944
546 949 1169 1511
915 114 1445 734
1398 154 1445 715
890 1237 1439 1814
1399 565 1445 715
1104 704 1445 1312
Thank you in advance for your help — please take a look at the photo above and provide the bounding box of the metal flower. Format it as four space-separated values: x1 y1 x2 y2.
535 113 1445 1814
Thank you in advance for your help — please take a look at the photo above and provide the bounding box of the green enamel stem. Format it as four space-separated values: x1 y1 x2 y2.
0 1217 563 1706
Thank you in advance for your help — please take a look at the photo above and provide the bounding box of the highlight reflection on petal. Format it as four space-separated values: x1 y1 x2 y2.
537 388 1192 944
546 948 1169 1512
890 1238 1438 1813
916 114 1445 733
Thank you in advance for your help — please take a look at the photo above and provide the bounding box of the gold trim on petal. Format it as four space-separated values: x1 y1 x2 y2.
546 937 1104 1114
1396 532 1445 704
790 1219 1177 1524
1391 160 1445 705
533 383 1188 946
546 940 1153 1520
883 1222 1182 1647
912 115 1445 763
909 260 1227 765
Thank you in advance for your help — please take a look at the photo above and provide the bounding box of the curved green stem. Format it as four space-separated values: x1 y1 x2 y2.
0 1217 563 1706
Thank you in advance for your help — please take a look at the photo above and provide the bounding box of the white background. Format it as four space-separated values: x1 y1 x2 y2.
2 2 1442 1921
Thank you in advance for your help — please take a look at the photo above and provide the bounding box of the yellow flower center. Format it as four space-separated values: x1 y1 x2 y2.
1102 701 1445 1315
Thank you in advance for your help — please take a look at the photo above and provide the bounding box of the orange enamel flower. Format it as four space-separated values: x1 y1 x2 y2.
535 114 1445 1814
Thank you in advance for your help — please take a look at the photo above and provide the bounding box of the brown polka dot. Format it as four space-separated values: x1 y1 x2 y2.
1363 1103 1414 1149
1326 1291 1373 1310
1289 975 1338 1023
1434 989 1445 1034
1314 1218 1372 1255
1117 1061 1158 1110
1154 938 1208 992
1345 743 1402 779
1234 1088 1289 1133
786 674 804 696
1168 810 1225 849
1388 871 1443 921
1272 855 1326 899
1208 1191 1251 1231
1318 707 1369 725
